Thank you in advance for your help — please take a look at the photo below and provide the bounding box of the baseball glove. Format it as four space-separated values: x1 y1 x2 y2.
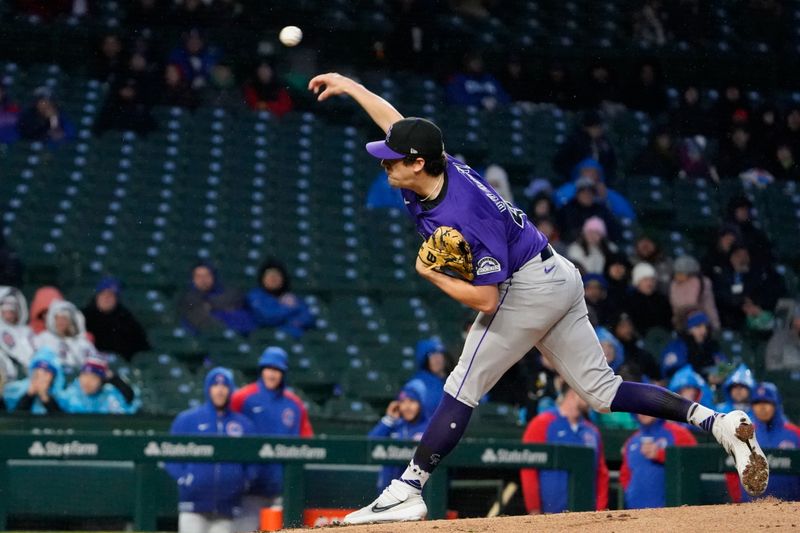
418 226 475 281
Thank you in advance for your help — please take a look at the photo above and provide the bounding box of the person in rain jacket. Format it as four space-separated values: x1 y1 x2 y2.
727 382 800 502
716 363 755 413
230 347 313 532
404 339 451 419
660 310 725 380
33 300 96 372
369 380 430 493
553 158 636 220
28 286 64 334
0 286 35 379
668 365 716 430
246 259 315 339
620 413 697 509
593 327 637 428
59 355 139 414
166 367 256 533
3 347 65 414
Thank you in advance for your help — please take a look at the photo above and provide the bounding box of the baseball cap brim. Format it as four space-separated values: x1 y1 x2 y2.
365 140 406 160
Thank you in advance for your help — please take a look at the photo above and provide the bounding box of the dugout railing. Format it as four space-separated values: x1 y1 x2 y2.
0 432 596 530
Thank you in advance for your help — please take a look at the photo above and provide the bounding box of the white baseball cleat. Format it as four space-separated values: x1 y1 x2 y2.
341 479 427 525
712 410 769 496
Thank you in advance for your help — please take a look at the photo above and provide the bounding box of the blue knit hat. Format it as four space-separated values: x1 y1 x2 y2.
751 382 780 405
582 273 608 289
258 346 288 373
398 379 426 405
686 311 709 329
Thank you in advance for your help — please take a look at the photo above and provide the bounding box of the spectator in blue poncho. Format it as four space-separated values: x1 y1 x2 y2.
247 259 315 339
554 158 636 221
59 355 139 414
3 347 65 414
405 339 451 419
715 363 754 413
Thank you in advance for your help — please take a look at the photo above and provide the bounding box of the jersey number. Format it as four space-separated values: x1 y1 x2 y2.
505 201 527 229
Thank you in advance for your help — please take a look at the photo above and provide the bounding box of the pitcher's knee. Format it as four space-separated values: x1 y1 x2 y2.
575 375 622 414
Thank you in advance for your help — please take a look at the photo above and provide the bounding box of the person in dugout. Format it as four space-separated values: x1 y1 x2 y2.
726 382 800 502
520 382 609 513
620 413 697 509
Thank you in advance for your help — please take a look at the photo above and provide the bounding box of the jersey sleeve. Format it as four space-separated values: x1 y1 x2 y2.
231 383 258 413
619 435 635 491
462 220 510 286
520 412 554 513
284 390 314 437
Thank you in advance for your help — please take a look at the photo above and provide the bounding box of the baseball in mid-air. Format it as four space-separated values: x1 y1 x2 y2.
279 26 303 47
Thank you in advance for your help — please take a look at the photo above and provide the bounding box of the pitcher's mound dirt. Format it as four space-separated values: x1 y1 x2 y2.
281 499 800 532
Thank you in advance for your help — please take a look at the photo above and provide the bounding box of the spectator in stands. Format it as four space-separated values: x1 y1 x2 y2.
768 142 800 182
17 87 76 147
168 28 219 90
556 178 621 243
59 354 139 413
667 364 716 412
366 170 405 210
161 64 201 110
125 50 159 106
611 312 661 381
728 382 800 503
620 413 697 509
243 60 293 117
631 0 667 47
711 244 784 331
553 111 618 185
625 61 668 117
0 83 20 144
520 382 608 514
782 107 800 155
716 363 755 413
167 367 256 533
581 63 623 111
0 286 35 380
625 262 673 334
3 347 65 414
499 54 535 103
670 86 712 137
677 135 719 182
661 311 724 380
567 217 618 275
82 277 151 361
230 347 313 532
717 126 760 178
383 0 440 72
93 76 158 136
726 195 773 267
631 235 672 294
583 274 615 327
178 261 257 336
369 380 430 493
204 63 240 109
554 158 636 221
28 286 63 335
34 300 95 372
445 51 510 111
702 224 742 278
246 259 314 339
91 34 125 82
753 105 781 158
765 304 800 371
669 255 720 332
535 62 577 109
14 0 89 21
603 255 632 306
630 125 680 179
406 339 451 419
593 328 637 429
714 84 750 135
533 217 567 257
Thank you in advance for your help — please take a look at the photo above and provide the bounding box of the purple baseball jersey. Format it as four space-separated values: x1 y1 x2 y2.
402 155 549 286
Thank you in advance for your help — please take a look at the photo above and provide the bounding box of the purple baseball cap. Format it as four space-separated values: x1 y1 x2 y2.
366 117 444 160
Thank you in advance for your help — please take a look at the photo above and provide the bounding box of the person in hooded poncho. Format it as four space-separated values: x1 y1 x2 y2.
246 259 314 339
33 300 96 372
59 355 139 414
3 347 66 414
0 286 35 379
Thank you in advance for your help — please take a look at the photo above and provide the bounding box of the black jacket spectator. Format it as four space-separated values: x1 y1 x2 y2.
625 61 668 117
91 34 126 82
580 63 622 109
625 262 673 335
769 143 800 182
670 86 713 137
82 278 151 361
556 179 622 243
717 127 760 178
553 111 617 184
161 64 200 110
702 224 742 278
714 85 750 134
611 312 661 381
726 195 773 267
535 63 577 109
630 125 680 178
93 77 157 136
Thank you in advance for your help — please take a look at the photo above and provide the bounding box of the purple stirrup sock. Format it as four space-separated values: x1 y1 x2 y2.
610 381 692 423
412 393 473 473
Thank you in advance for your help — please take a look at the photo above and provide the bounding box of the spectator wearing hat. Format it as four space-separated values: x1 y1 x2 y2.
726 195 773 268
33 300 96 372
660 311 725 380
677 135 719 182
715 363 755 414
667 365 716 413
603 255 632 307
3 347 65 414
669 255 720 332
611 312 661 382
17 87 75 146
405 339 452 419
59 355 139 413
553 110 618 185
520 382 609 514
167 367 256 533
28 286 64 335
766 305 800 371
567 217 619 275
230 347 313 531
369 380 430 493
593 327 637 429
0 83 20 144
620 413 697 510
82 277 151 361
583 274 615 327
711 244 785 331
243 61 293 117
631 235 672 294
624 263 673 335
0 286 35 380
246 259 315 339
553 158 636 221
727 382 800 503
556 177 622 243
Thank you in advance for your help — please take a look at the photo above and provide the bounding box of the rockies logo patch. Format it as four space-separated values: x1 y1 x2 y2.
476 257 501 275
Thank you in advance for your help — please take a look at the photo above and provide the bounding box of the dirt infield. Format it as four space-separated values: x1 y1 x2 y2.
282 499 800 532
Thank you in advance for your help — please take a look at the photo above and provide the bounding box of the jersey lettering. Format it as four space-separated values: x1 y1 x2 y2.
505 201 527 229
465 174 507 212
